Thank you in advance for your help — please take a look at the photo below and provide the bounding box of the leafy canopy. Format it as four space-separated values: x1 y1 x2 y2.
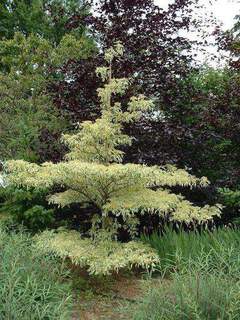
0 0 90 44
0 32 94 161
5 43 221 275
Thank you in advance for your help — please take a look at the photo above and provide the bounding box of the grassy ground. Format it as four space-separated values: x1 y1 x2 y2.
2 225 240 319
71 227 240 320
0 227 72 319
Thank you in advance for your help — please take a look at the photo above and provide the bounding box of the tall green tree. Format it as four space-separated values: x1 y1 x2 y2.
0 0 90 44
0 32 95 161
5 44 221 275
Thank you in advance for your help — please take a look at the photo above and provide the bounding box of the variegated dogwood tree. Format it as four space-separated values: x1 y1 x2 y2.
5 43 221 275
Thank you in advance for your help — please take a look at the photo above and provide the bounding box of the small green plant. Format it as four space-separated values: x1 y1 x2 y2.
218 187 240 225
0 186 54 232
0 226 72 319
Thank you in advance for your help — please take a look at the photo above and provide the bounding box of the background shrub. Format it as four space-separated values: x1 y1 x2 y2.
0 186 55 232
218 187 240 225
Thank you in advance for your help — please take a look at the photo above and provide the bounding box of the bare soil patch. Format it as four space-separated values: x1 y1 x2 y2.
71 270 151 320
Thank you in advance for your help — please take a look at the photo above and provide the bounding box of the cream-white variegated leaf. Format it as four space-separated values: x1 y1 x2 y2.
35 230 159 275
104 188 221 223
6 160 210 208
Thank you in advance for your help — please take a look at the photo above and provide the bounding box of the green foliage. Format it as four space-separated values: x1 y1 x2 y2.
0 226 72 319
0 186 54 232
0 0 90 44
142 226 240 273
20 205 54 230
5 43 221 275
0 32 95 161
134 249 240 320
219 188 240 208
135 228 240 319
218 187 240 225
0 0 45 40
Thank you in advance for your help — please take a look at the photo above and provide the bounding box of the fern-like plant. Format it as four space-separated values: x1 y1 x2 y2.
4 43 221 275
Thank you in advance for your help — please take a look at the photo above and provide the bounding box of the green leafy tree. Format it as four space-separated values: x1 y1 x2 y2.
5 43 221 275
0 0 90 45
0 32 95 161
